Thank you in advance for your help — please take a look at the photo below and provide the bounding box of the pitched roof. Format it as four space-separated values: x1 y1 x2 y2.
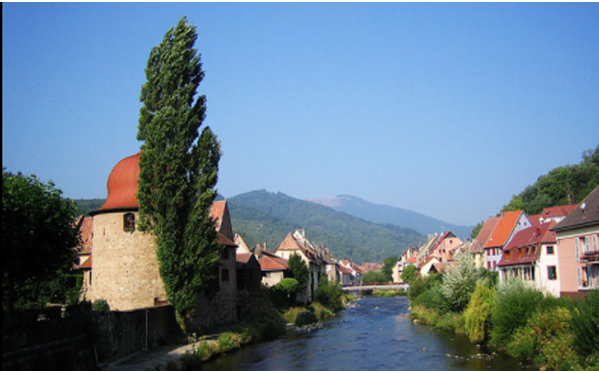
258 255 289 271
216 232 237 247
471 217 500 253
236 253 253 264
484 210 524 249
76 215 94 253
77 256 92 270
540 204 578 220
210 200 227 232
498 221 556 267
552 186 599 232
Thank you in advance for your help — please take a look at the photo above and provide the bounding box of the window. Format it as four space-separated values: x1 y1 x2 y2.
593 235 598 252
546 246 554 255
548 266 557 280
124 213 135 231
221 247 229 260
583 236 590 253
578 267 590 288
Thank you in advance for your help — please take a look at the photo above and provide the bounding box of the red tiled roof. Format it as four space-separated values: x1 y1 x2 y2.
498 221 556 267
78 256 92 270
76 215 94 253
484 211 523 249
540 204 578 220
217 232 237 247
236 253 253 264
210 200 227 231
471 217 500 253
258 255 289 271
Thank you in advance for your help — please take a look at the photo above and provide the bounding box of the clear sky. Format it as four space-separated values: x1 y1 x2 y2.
3 2 599 226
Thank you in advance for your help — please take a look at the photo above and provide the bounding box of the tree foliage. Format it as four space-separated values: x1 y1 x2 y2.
503 146 599 215
381 256 397 281
441 253 486 312
2 169 79 311
288 254 310 291
401 264 417 284
136 17 221 317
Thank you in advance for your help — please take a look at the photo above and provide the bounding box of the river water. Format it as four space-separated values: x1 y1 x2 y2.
200 296 528 371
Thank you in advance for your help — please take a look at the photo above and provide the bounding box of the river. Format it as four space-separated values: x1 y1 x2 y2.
200 296 529 371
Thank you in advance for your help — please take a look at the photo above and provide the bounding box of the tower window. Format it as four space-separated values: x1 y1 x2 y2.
124 213 136 231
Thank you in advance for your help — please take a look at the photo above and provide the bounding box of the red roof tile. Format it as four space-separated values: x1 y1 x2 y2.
484 211 523 249
259 255 289 271
471 217 500 253
498 221 556 267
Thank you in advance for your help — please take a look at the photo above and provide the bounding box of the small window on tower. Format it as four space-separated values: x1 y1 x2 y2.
124 213 136 232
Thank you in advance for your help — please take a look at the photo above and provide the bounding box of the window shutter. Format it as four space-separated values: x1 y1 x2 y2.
577 268 582 288
575 238 580 260
584 237 590 253
593 235 598 252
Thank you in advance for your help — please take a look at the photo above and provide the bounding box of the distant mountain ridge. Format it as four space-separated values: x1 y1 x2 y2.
309 195 474 239
229 190 425 264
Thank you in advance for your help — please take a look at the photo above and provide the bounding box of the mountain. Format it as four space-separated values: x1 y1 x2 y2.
309 195 474 239
229 190 426 264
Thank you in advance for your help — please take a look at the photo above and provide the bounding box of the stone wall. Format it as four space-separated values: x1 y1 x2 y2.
95 305 185 364
89 211 167 310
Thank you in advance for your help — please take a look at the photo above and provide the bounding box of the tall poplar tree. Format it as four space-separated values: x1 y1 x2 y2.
136 17 221 317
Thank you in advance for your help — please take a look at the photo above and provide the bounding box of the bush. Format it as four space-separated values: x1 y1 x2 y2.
270 278 301 308
570 289 599 358
239 309 286 342
408 273 442 303
463 283 496 343
92 299 110 312
314 276 344 312
491 280 544 345
441 254 486 312
295 311 318 327
282 307 304 324
217 332 241 352
413 285 451 315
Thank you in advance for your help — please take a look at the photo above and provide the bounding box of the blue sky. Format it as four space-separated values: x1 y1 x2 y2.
3 2 599 226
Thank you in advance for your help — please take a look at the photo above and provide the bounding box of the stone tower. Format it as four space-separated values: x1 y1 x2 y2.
88 152 167 310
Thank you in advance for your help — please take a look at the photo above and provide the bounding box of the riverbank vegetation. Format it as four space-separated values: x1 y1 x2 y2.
407 255 599 370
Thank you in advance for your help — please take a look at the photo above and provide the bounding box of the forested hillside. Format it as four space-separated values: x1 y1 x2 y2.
503 146 599 214
229 190 425 264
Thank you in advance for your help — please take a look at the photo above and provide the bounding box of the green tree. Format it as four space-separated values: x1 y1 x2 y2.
2 169 79 312
381 255 398 282
401 264 417 284
136 17 222 318
288 254 309 291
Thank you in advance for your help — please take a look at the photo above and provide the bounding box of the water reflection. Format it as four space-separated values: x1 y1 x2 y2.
201 296 527 371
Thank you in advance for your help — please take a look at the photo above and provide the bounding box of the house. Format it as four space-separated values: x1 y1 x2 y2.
80 152 244 333
470 217 500 269
273 230 325 301
497 221 559 297
258 250 290 287
392 246 418 283
483 210 532 271
428 231 462 262
338 260 361 286
418 256 442 276
551 186 599 298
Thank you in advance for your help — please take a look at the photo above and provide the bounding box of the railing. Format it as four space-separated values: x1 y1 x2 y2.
580 250 599 262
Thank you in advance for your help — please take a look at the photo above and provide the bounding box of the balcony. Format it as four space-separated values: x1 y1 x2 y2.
580 250 599 263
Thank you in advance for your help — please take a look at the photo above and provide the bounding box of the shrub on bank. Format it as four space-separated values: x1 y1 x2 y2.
490 280 544 345
408 273 442 303
463 283 495 343
314 276 344 312
239 309 286 342
413 285 451 315
295 311 318 328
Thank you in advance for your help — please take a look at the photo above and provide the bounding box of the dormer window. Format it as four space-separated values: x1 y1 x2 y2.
124 213 136 232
